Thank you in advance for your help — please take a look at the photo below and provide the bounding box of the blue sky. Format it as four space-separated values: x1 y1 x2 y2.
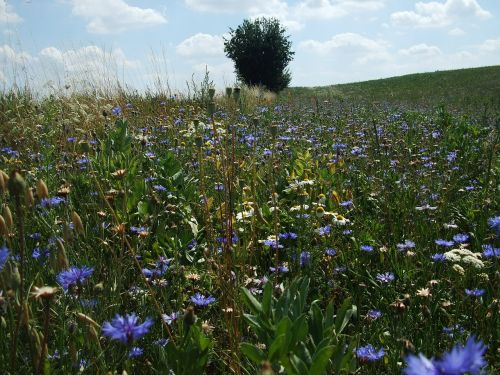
1 0 499 93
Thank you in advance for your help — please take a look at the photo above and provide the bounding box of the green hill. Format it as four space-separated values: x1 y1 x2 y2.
287 65 500 112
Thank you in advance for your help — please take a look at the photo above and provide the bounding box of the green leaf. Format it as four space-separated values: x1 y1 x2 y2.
269 334 286 362
241 287 263 315
309 345 335 375
240 343 266 363
262 281 273 317
289 354 309 375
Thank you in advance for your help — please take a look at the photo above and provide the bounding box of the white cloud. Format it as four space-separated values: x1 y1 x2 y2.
391 0 491 28
176 33 225 57
295 0 386 19
0 1 22 23
40 45 139 71
70 0 166 34
185 0 287 14
300 33 388 53
0 44 34 65
398 43 442 57
479 38 500 52
448 27 465 36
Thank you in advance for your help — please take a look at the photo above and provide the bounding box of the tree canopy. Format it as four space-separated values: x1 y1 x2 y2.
224 17 294 92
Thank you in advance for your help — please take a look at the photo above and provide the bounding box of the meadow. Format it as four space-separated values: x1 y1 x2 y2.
0 67 499 374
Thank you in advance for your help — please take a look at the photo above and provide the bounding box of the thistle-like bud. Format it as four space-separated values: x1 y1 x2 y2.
79 140 90 153
233 87 241 102
36 179 49 200
270 123 278 138
0 170 7 193
25 187 34 208
195 135 203 148
225 87 232 98
208 101 215 116
0 215 7 237
8 171 26 197
72 211 84 235
56 239 69 270
208 88 215 100
2 205 13 230
183 306 197 328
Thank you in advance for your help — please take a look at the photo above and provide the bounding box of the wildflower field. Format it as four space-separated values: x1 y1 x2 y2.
0 72 498 374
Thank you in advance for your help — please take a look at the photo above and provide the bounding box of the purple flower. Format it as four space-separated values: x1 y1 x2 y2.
397 240 416 252
355 344 385 361
488 215 500 236
481 244 500 258
56 266 94 291
269 265 289 273
162 312 178 325
325 248 337 256
111 106 122 116
376 272 395 284
300 251 311 267
190 293 216 306
465 288 485 297
435 239 454 247
153 184 167 192
40 196 65 208
340 200 353 207
0 245 9 271
452 233 469 244
404 336 486 375
431 253 446 262
102 313 153 344
361 245 374 253
128 347 144 358
366 309 382 320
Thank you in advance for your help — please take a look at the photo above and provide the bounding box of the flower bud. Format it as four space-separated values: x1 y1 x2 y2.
2 205 13 230
0 215 7 237
183 306 197 328
36 179 49 200
72 211 84 235
25 187 34 208
8 171 26 197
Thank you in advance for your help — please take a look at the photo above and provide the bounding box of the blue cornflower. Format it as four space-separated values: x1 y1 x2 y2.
153 184 167 192
40 196 65 208
355 344 385 362
397 240 416 252
300 251 311 267
465 288 485 297
376 272 395 284
128 347 144 358
111 106 122 116
366 309 382 320
361 245 374 253
102 313 153 344
154 338 169 347
431 253 446 262
435 239 454 247
404 336 487 375
316 225 331 236
0 245 9 271
488 215 500 236
325 248 337 256
162 312 178 325
190 293 216 306
269 265 289 273
56 266 94 291
481 244 500 258
340 200 353 207
452 233 469 244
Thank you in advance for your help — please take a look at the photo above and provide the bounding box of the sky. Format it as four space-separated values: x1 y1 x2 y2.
0 0 499 93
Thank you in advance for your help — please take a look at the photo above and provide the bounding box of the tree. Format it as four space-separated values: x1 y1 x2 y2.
224 17 294 92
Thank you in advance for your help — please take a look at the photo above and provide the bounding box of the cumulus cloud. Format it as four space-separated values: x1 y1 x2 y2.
390 0 491 28
398 43 442 57
176 33 225 58
40 45 138 71
70 0 166 34
479 38 500 52
294 0 386 19
0 44 34 65
185 0 287 14
448 27 465 36
0 1 22 23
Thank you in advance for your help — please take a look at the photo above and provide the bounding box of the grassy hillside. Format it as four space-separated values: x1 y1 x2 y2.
287 65 500 112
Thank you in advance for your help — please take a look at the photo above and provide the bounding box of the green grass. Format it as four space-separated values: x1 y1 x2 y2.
287 65 500 112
